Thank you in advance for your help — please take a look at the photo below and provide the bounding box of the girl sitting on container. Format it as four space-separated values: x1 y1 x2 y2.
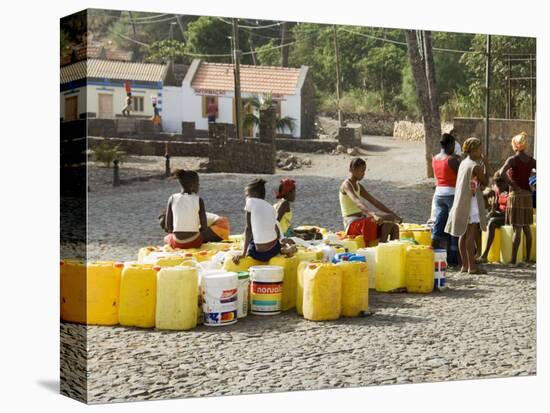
445 138 489 274
274 178 296 238
163 169 206 249
163 169 231 249
339 157 402 244
233 179 295 264
478 172 508 263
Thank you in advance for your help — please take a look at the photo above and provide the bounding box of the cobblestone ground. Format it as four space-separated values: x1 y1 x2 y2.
61 265 536 404
60 150 536 403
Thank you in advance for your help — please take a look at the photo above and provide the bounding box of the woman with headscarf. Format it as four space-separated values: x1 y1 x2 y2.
445 137 489 274
274 179 296 237
498 132 536 265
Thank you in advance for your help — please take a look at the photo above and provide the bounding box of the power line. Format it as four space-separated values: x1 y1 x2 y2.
118 16 178 25
217 16 282 30
122 13 171 21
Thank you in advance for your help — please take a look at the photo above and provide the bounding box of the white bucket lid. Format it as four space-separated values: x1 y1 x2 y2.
201 271 238 288
249 265 284 282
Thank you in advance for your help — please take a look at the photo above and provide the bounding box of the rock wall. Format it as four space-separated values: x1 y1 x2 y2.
320 111 396 136
393 121 454 142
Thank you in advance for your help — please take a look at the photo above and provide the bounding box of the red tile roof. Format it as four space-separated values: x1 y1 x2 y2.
191 62 301 95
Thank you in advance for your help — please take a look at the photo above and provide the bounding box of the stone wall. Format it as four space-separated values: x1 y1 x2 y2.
337 124 362 147
320 111 396 136
393 121 454 141
88 137 209 157
453 117 536 170
88 118 165 139
207 109 276 174
275 138 337 153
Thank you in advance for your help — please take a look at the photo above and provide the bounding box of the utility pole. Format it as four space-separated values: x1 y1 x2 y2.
333 25 342 126
281 22 289 67
233 18 243 139
484 34 491 158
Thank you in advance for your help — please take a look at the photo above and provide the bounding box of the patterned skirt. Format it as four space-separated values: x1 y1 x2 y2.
506 189 533 226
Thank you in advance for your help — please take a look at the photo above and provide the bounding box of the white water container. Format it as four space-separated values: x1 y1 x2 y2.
357 247 377 289
200 271 238 326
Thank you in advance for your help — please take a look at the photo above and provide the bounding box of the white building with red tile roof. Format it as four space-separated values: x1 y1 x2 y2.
163 59 315 138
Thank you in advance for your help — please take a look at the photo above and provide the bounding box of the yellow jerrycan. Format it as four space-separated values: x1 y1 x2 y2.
199 242 233 252
500 225 525 264
154 255 186 267
356 247 377 289
527 223 536 262
87 261 123 325
223 252 263 272
337 261 369 316
295 249 319 263
155 266 199 330
269 255 299 311
405 246 434 293
481 228 502 263
137 246 159 263
296 260 311 315
302 263 343 321
376 241 407 292
60 260 87 324
411 228 432 246
119 263 157 328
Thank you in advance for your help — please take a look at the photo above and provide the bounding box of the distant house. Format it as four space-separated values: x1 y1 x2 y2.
60 58 170 121
173 59 315 139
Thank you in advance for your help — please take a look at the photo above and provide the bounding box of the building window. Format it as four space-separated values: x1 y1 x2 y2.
132 96 144 112
202 96 219 118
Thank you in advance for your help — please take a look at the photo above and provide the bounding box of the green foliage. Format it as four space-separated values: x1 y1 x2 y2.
145 40 186 63
256 40 281 66
92 142 126 167
242 94 296 134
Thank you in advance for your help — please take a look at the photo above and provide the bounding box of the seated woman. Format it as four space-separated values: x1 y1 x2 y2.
233 179 295 264
274 179 296 238
161 169 230 248
339 157 402 243
163 169 206 249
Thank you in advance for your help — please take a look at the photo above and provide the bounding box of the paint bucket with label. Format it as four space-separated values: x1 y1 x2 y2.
249 266 284 315
200 271 238 326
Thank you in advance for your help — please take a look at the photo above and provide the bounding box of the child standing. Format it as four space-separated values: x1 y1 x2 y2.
163 169 207 249
233 179 294 264
274 179 296 238
339 157 402 243
445 138 489 274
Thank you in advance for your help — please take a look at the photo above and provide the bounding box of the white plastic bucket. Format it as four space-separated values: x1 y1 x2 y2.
249 266 284 315
200 271 238 326
434 249 447 290
237 272 250 318
357 247 377 289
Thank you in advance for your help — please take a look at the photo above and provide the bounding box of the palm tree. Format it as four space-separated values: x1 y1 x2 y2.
242 93 296 136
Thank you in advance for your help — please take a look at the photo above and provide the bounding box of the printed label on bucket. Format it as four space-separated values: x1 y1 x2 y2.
220 288 238 304
250 281 283 314
204 309 237 326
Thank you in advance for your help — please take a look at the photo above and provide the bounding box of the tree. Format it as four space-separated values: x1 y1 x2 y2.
144 40 186 63
243 94 296 135
256 40 281 66
405 30 441 178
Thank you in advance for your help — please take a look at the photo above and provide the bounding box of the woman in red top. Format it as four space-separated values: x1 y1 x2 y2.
431 133 461 266
479 172 508 262
498 132 536 264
